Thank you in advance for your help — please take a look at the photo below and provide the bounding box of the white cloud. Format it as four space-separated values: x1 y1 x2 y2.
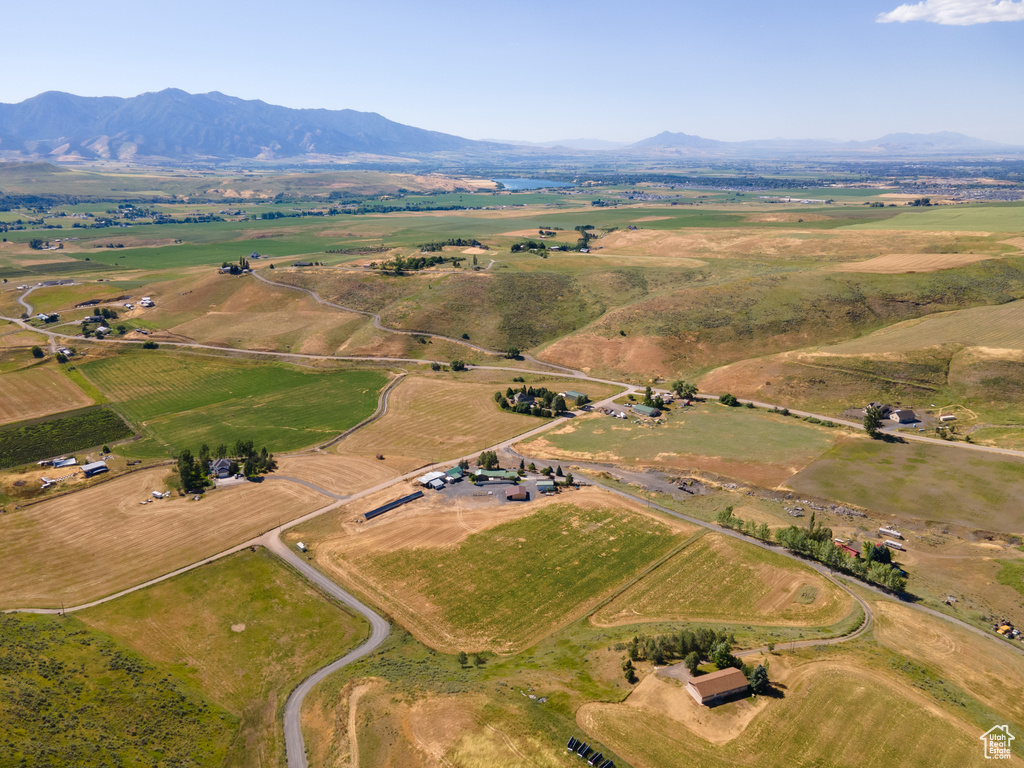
878 0 1024 25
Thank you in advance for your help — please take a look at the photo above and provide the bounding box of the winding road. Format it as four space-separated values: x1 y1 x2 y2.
5 275 1024 766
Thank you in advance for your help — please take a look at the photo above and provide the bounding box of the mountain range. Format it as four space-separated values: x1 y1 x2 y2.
0 89 1020 165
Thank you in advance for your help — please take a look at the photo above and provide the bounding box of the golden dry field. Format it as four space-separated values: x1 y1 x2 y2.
335 373 622 471
0 467 331 607
591 532 854 628
0 365 94 424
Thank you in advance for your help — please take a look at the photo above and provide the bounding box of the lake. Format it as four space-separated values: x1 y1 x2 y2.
492 178 573 191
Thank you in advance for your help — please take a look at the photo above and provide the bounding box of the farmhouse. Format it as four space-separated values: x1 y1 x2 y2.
834 539 860 558
686 667 750 706
632 404 661 418
445 466 464 482
513 392 535 405
890 409 917 424
209 458 232 479
81 460 108 478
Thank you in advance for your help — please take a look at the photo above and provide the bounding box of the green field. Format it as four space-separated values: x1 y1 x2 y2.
326 501 684 652
788 438 1024 532
0 406 132 468
521 402 839 485
0 613 236 768
80 549 368 768
997 560 1024 596
593 532 854 628
845 201 1024 232
79 353 387 457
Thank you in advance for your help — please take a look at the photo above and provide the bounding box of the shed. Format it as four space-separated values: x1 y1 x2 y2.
81 460 109 477
632 404 662 418
506 487 529 501
418 471 446 487
563 391 587 402
53 458 77 469
537 479 556 493
686 667 750 706
428 478 445 490
890 409 917 423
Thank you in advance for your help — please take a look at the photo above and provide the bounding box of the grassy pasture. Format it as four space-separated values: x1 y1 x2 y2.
580 659 985 768
592 532 854 628
0 613 236 768
306 494 685 652
787 437 1024 532
337 372 621 471
825 298 1024 354
81 549 368 768
0 363 94 425
0 466 330 608
79 352 387 457
845 201 1024 232
519 403 839 486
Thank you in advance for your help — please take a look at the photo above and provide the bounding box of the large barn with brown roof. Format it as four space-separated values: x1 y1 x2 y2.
686 667 749 706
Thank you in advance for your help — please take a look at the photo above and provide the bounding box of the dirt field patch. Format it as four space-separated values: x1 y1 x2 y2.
0 468 331 608
0 365 94 425
832 252 995 273
592 532 853 628
745 212 830 223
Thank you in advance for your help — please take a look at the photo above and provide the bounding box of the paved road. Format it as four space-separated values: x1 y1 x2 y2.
264 535 390 768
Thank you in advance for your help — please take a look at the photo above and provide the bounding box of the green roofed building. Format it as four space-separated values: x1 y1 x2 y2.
563 390 587 401
632 404 661 417
474 469 520 481
536 479 556 493
445 466 464 480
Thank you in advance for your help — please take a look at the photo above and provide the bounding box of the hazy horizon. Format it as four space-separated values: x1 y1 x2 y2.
2 0 1022 145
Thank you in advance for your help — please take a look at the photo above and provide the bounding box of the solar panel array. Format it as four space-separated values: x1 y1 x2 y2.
363 490 424 520
566 736 613 768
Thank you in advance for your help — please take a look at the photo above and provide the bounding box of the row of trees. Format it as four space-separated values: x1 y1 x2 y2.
717 507 907 593
370 254 459 273
418 238 483 252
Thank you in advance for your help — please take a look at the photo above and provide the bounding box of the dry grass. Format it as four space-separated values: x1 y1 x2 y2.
831 252 996 273
335 373 618 471
871 598 1024 726
824 299 1024 354
80 549 368 768
578 657 985 768
592 532 854 628
0 365 94 424
274 452 401 496
0 467 330 608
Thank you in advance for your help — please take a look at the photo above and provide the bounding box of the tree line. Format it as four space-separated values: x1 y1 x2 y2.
717 507 907 593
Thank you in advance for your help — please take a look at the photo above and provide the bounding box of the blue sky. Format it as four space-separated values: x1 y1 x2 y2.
3 0 1022 143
